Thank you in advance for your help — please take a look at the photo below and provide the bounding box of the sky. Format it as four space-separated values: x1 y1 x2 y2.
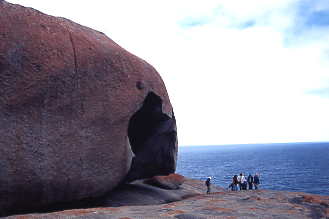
7 0 329 146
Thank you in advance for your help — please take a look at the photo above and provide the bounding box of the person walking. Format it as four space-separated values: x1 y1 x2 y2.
253 173 260 190
247 174 254 190
205 177 211 194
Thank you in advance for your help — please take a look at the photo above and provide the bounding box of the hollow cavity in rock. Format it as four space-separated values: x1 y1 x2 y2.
126 92 177 182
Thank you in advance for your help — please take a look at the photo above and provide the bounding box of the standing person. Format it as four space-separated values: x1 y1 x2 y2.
237 173 242 190
247 174 254 190
241 173 247 190
205 177 211 194
228 175 238 191
253 173 260 190
233 175 239 191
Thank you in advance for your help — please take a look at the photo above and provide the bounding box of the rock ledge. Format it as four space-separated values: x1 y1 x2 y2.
5 177 329 219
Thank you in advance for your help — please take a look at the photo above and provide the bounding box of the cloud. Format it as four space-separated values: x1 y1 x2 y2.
305 11 329 27
298 0 329 27
237 20 256 29
307 87 329 98
176 0 329 45
282 0 329 45
179 16 212 28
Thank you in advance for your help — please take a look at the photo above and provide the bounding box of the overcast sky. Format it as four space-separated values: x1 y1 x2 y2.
7 0 329 146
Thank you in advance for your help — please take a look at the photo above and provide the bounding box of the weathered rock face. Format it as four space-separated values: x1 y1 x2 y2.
0 1 177 214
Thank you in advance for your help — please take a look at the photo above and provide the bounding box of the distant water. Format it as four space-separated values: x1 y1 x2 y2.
176 142 329 196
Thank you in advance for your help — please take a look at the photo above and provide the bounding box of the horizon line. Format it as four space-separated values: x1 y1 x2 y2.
179 141 329 147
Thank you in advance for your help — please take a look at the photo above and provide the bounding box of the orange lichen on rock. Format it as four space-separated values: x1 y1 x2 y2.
94 207 122 212
189 194 209 200
60 209 96 216
59 206 121 216
167 210 185 215
203 206 233 212
246 196 262 201
160 209 185 216
207 199 226 203
325 208 329 216
302 195 329 206
211 192 226 195
292 204 304 210
15 216 34 219
162 203 180 208
277 209 299 214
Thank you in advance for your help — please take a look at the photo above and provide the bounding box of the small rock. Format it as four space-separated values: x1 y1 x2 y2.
175 213 207 219
144 173 185 190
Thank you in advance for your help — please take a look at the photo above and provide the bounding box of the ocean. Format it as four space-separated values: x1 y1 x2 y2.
176 142 329 196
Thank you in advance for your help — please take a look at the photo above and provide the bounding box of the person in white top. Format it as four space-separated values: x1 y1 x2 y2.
240 173 247 190
237 173 241 190
237 173 247 190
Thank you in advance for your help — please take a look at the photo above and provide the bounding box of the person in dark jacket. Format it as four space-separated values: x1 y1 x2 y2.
247 174 254 190
253 173 260 190
205 177 211 194
228 175 238 191
233 175 239 191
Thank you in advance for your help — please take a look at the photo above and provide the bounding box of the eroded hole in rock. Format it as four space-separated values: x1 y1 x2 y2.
126 92 177 182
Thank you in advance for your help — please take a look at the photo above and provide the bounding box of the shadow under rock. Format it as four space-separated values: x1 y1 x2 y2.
4 179 202 217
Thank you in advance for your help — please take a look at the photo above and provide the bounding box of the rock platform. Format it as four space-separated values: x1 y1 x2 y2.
5 178 329 218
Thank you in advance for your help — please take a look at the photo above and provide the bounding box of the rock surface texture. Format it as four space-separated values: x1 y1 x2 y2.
4 178 329 218
144 173 185 190
0 1 177 214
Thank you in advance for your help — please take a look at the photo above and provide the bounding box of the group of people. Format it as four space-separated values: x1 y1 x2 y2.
228 173 260 191
205 173 260 194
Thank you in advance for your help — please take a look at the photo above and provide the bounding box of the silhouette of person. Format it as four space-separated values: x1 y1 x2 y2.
253 173 260 190
205 177 211 194
247 174 254 190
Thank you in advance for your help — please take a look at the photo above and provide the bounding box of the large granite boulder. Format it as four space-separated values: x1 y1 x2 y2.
0 1 177 215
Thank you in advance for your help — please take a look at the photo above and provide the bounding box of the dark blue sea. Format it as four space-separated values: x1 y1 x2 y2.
176 142 329 196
